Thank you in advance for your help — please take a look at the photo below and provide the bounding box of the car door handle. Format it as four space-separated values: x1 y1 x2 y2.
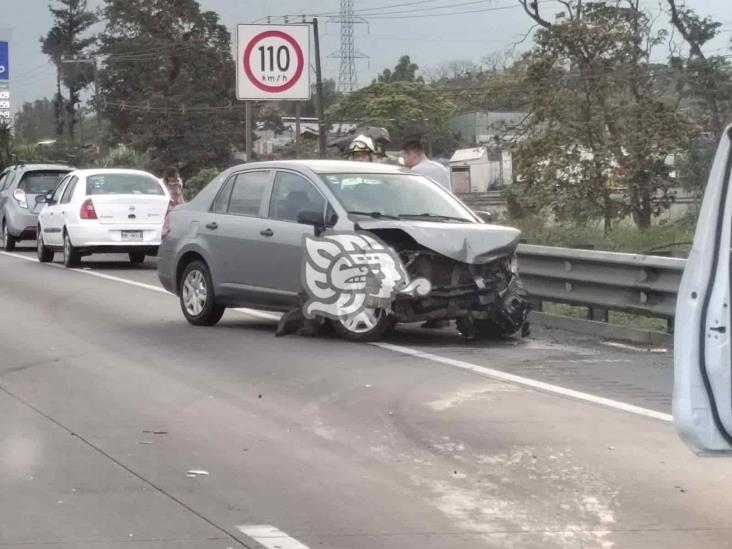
260 228 274 237
205 222 218 230
710 326 727 333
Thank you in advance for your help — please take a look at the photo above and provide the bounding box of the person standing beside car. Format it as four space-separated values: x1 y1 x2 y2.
401 138 452 192
162 166 185 205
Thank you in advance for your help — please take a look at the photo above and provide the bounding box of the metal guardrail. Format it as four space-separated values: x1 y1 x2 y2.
517 244 687 333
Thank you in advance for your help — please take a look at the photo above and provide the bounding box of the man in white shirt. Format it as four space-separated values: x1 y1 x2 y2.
401 138 452 192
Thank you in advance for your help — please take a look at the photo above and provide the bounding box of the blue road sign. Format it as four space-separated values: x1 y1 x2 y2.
0 42 8 80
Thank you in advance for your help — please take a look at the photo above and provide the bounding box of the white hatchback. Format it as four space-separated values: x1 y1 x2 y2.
36 169 173 267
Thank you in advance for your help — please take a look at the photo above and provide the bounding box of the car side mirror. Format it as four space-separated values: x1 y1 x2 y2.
298 210 326 235
44 191 55 204
476 210 493 224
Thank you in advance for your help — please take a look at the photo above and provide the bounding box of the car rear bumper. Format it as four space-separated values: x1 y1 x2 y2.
5 207 39 239
67 223 162 248
156 245 176 294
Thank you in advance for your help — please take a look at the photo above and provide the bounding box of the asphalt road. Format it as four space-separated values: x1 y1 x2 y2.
1 247 731 549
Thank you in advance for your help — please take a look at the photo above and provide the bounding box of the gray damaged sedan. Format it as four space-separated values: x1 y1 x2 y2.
157 161 530 341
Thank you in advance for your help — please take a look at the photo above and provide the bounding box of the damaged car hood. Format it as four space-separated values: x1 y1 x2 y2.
356 220 521 264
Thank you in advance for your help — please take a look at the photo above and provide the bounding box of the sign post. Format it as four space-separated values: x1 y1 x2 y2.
236 24 312 161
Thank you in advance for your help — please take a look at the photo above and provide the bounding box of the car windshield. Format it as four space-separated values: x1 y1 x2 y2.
320 173 474 222
18 171 70 194
86 173 164 196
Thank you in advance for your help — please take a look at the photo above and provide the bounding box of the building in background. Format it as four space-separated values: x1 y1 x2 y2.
448 111 527 193
452 111 527 145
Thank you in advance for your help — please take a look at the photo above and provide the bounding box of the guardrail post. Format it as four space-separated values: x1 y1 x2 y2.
529 298 543 312
589 307 609 323
667 317 675 334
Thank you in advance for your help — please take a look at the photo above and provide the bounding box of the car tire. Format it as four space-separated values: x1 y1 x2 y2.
2 221 16 252
129 251 146 264
37 228 54 263
62 231 80 268
179 260 225 326
330 308 397 342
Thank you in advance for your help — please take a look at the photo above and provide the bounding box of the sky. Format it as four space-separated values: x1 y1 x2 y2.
2 0 731 114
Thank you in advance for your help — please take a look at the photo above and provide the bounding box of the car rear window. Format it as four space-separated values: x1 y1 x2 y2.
86 173 165 196
18 171 70 194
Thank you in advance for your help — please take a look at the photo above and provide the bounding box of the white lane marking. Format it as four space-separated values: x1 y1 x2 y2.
236 525 309 549
1 251 674 422
0 251 170 293
0 253 287 313
372 342 673 423
235 308 281 321
603 341 669 353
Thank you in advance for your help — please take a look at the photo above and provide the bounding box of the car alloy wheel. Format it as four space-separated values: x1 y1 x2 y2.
178 260 225 326
332 307 396 342
182 269 208 317
340 308 383 334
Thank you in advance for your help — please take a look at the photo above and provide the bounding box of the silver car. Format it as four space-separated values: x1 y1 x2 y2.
157 160 529 341
0 163 74 250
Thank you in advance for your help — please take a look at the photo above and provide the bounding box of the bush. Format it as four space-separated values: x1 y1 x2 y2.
514 217 695 256
184 167 219 200
93 145 152 170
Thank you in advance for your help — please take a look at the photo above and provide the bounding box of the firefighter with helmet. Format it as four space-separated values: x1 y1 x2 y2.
346 135 379 162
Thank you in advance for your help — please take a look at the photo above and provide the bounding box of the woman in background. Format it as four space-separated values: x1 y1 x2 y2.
162 166 185 205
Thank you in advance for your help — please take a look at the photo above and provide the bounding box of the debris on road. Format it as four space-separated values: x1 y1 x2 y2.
186 469 209 478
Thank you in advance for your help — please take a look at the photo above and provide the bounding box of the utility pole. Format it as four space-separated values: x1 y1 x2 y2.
312 18 327 158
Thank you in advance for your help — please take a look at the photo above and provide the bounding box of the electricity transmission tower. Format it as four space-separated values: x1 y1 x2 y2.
329 0 368 93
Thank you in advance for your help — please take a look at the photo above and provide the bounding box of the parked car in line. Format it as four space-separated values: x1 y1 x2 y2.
157 160 530 341
0 163 74 251
36 169 173 267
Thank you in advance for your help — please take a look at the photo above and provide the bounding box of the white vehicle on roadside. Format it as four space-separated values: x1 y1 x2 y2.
675 125 732 454
36 169 173 267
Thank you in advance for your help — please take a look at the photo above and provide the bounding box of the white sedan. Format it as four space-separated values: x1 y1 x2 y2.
36 169 173 267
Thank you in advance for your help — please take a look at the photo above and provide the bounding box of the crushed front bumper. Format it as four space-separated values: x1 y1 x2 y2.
393 251 530 334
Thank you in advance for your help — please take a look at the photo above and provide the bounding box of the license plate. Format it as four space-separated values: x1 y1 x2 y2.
121 230 143 242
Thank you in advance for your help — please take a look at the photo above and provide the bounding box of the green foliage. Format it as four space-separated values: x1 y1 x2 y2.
513 216 695 256
40 0 98 140
665 0 732 135
14 99 57 144
376 55 423 84
92 144 152 170
184 166 219 200
0 122 12 172
328 80 456 154
98 0 241 175
513 2 693 231
11 141 79 165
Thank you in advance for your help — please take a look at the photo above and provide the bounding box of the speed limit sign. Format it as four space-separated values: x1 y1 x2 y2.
236 24 311 101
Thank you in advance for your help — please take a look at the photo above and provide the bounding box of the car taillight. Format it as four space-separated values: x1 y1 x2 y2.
80 198 98 220
13 189 28 209
161 211 172 240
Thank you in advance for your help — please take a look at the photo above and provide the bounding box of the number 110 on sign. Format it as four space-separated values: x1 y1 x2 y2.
259 45 291 73
237 24 311 101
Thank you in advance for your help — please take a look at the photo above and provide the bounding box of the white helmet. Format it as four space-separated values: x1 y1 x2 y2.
347 135 377 154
